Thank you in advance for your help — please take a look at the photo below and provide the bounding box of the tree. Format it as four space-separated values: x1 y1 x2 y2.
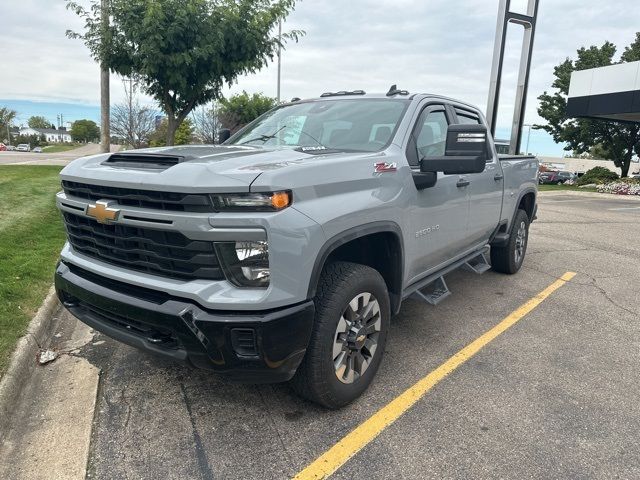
191 103 221 144
149 118 193 147
218 92 278 133
536 35 640 177
67 0 302 146
28 116 51 129
110 79 157 148
70 119 100 143
0 107 17 144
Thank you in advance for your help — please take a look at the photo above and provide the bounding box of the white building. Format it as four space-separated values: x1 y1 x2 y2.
19 127 72 143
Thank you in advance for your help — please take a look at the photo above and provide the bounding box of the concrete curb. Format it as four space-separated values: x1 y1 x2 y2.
0 286 61 437
538 190 640 201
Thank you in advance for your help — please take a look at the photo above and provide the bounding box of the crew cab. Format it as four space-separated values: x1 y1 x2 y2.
54 90 538 408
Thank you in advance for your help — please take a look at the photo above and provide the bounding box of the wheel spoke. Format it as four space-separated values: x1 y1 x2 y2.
343 355 355 383
353 352 368 376
334 351 348 374
363 338 377 358
333 334 345 359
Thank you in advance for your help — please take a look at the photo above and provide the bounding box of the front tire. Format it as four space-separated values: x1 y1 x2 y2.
491 209 530 274
291 262 390 409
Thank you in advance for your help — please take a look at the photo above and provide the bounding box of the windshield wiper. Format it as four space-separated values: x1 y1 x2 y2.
238 126 286 145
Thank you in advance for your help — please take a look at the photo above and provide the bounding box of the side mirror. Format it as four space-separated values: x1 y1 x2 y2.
420 124 488 175
218 128 231 144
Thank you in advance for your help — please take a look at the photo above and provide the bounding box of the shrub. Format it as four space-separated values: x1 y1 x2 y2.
576 166 619 185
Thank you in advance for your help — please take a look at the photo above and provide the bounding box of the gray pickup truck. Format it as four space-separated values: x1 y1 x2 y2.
55 90 538 408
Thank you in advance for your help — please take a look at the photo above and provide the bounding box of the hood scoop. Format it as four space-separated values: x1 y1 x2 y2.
102 152 191 170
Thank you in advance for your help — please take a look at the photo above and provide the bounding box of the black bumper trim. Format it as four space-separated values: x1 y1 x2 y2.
55 261 315 383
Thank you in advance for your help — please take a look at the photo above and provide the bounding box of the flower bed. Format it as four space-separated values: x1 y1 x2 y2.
597 181 640 195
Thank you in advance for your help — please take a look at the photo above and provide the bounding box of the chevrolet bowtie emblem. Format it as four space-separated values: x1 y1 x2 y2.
86 200 120 224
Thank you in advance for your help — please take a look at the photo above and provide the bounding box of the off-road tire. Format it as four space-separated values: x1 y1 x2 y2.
290 262 390 409
491 209 530 274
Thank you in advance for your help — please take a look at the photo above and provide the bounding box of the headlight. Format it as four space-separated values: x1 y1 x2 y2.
216 241 270 287
211 191 291 211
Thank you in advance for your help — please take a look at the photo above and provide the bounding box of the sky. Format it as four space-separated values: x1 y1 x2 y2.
1 0 638 156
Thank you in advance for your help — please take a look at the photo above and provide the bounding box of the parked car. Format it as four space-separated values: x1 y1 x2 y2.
16 144 31 152
539 170 575 185
6 145 16 151
0 143 6 151
55 90 539 408
33 147 43 153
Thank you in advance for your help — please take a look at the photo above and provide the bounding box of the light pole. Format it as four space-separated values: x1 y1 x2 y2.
100 0 110 152
523 123 533 154
276 20 282 102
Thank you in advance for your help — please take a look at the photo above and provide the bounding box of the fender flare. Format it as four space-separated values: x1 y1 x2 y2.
513 188 537 225
306 221 405 313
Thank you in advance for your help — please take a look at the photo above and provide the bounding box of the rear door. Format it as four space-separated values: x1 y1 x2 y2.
452 107 504 247
404 103 470 284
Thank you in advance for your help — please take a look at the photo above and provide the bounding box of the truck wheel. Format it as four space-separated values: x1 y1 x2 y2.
291 262 390 409
491 209 530 274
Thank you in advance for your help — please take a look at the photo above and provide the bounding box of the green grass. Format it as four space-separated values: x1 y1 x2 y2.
42 144 80 153
0 166 66 376
538 184 598 192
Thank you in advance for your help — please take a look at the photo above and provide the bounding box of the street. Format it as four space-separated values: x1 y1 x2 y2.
1 191 639 479
0 144 117 166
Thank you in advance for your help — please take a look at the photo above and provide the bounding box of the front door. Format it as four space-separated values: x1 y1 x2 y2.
452 107 503 246
405 104 470 285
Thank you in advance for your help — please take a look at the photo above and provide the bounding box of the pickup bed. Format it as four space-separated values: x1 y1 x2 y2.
55 91 538 408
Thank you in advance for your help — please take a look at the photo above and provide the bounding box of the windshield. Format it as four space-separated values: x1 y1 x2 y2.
228 98 409 152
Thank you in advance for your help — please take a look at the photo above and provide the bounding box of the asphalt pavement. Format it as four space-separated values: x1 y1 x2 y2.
1 191 639 479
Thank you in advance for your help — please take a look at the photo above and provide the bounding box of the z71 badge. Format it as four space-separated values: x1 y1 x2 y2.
373 162 398 173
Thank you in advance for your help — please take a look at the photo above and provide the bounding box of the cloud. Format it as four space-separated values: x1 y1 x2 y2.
1 0 638 154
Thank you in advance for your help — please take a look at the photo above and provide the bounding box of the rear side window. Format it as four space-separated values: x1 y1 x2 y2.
455 108 481 125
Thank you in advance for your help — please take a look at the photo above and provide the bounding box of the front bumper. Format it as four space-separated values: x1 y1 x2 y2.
55 261 315 383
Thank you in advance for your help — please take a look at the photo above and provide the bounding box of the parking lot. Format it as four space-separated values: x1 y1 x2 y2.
3 191 640 479
0 144 105 166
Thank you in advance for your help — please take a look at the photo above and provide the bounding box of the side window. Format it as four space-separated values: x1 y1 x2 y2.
455 107 494 163
413 110 448 165
455 108 481 125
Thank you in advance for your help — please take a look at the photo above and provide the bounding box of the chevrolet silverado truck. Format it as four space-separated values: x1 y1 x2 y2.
54 89 538 408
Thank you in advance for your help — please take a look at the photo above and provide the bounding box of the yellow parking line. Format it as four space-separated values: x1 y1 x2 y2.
294 271 577 480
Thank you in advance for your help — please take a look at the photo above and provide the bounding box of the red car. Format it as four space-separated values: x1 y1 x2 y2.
539 170 575 185
0 143 7 151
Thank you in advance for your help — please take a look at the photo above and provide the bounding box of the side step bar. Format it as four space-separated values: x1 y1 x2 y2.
405 247 491 307
411 276 450 306
462 250 491 274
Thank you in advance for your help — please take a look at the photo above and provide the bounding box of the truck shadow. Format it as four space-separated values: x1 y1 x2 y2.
82 270 516 479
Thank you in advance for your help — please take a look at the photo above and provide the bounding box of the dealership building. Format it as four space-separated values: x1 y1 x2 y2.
562 60 640 175
567 60 640 123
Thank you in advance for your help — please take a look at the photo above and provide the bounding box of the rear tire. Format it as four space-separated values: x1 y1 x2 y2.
290 262 390 409
491 209 530 274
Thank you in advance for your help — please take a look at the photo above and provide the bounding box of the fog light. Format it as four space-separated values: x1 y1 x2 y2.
216 240 270 287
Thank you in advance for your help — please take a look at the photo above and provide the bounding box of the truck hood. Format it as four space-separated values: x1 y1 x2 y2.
60 145 369 193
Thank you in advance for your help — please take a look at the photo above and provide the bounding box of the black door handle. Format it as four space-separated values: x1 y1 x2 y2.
456 179 470 188
494 173 504 181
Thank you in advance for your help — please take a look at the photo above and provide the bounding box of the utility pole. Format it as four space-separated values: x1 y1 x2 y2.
100 0 110 153
276 20 282 102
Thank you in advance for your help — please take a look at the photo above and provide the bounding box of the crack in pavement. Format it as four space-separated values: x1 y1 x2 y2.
522 265 638 318
257 385 295 474
180 383 215 480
